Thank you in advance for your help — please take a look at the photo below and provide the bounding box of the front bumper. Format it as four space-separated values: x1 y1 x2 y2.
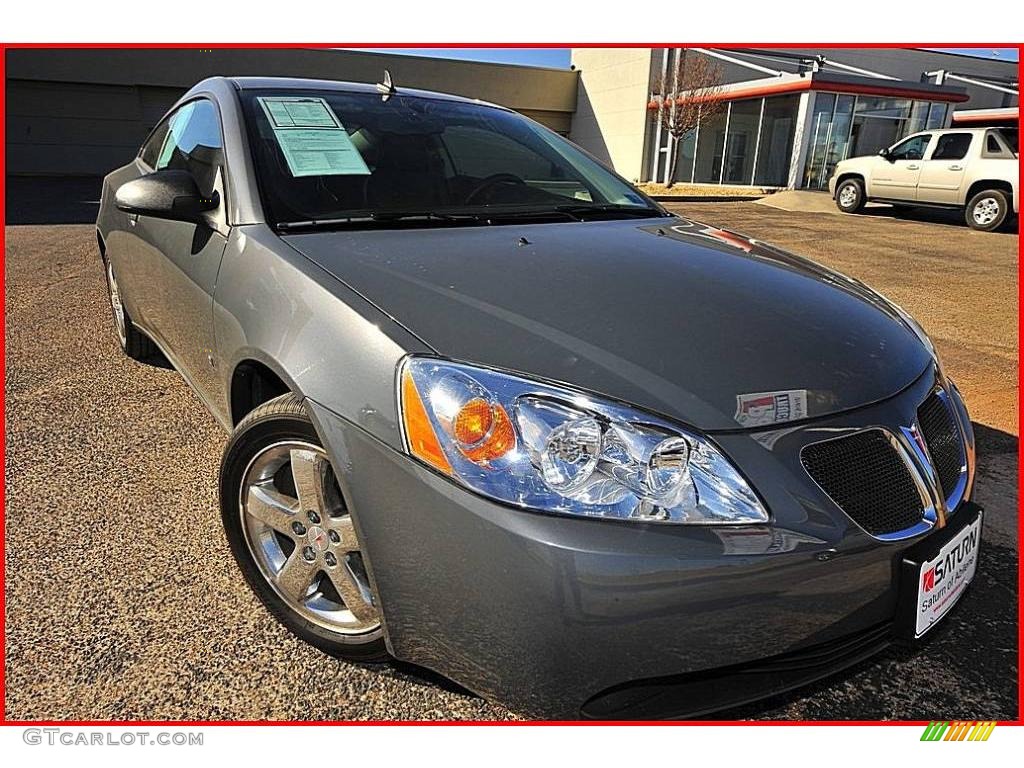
307 364 975 719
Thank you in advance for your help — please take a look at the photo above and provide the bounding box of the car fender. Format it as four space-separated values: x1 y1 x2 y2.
213 223 432 449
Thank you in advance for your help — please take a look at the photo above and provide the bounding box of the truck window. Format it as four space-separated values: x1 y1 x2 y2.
889 134 931 161
996 128 1018 154
930 133 972 161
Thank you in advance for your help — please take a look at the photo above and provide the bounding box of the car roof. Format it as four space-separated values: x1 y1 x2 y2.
218 75 508 110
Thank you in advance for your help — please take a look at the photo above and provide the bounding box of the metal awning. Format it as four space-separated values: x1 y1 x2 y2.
950 107 1019 125
658 70 970 105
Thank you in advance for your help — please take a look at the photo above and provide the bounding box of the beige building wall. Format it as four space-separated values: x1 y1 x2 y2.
569 49 653 182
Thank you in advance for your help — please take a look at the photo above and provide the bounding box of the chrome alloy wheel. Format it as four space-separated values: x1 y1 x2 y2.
239 441 380 635
107 261 127 347
838 184 858 209
972 196 1001 226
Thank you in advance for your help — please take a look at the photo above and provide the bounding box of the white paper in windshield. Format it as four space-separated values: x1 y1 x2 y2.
257 96 370 177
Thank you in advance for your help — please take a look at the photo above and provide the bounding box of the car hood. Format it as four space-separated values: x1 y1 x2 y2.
284 217 932 431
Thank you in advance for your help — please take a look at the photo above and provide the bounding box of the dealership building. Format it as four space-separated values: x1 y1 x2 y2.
570 47 1018 190
5 47 1018 190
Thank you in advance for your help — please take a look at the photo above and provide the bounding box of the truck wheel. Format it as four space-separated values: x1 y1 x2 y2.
966 189 1009 231
835 179 865 214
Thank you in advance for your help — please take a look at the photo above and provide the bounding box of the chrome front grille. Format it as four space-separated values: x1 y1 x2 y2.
800 386 968 540
916 390 968 510
801 430 930 537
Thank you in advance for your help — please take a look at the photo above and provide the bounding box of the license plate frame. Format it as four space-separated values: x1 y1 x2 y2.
894 503 983 641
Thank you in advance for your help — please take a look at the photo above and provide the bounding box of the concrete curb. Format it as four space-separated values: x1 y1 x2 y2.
650 195 766 203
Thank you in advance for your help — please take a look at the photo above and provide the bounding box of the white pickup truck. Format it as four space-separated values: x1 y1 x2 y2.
829 127 1018 231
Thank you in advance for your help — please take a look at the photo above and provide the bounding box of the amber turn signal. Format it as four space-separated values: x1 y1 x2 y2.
453 398 516 465
401 370 453 475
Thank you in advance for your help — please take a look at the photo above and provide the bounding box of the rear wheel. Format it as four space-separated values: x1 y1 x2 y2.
965 189 1009 232
104 260 156 361
219 393 387 661
835 179 866 214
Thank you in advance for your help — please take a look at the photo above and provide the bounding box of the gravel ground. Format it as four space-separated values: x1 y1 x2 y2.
4 202 1018 721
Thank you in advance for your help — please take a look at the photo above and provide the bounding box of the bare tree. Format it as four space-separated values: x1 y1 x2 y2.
648 51 728 188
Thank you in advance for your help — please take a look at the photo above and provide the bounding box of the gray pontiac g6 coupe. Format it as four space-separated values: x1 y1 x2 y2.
96 76 981 719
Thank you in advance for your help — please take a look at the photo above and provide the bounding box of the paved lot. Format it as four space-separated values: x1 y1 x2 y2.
4 200 1018 721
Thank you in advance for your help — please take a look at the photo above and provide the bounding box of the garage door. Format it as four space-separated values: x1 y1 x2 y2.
6 80 183 176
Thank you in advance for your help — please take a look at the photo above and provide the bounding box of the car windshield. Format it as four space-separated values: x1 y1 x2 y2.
241 88 663 228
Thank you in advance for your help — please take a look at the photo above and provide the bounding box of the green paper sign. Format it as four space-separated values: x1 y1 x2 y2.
258 97 370 178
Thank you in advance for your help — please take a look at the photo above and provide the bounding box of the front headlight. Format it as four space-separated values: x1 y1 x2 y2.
398 358 768 525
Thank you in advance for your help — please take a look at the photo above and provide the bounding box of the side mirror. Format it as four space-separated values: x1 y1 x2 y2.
878 147 894 162
115 169 218 223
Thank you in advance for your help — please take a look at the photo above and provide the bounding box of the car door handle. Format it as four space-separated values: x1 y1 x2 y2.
948 164 963 171
128 214 138 227
907 164 920 170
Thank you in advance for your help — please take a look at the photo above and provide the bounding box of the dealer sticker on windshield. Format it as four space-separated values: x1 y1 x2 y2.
257 96 370 178
915 513 982 637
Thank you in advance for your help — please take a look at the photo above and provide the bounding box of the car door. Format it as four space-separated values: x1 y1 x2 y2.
106 119 174 331
872 133 932 200
132 98 230 413
917 132 974 205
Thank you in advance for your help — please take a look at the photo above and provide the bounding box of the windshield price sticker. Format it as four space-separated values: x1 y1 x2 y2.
258 97 370 178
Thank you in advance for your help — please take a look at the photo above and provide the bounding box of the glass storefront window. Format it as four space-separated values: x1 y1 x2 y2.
849 99 907 160
723 98 762 184
802 93 836 188
907 101 930 134
670 129 698 184
821 94 855 185
693 107 728 184
800 94 952 189
804 94 856 190
926 103 948 129
753 94 799 187
854 97 913 119
652 87 954 189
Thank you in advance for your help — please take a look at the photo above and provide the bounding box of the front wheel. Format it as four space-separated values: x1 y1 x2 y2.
835 178 866 214
219 393 387 661
965 189 1010 232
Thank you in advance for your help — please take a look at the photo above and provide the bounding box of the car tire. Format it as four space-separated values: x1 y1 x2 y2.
965 189 1010 232
103 259 157 361
219 392 389 662
835 179 866 214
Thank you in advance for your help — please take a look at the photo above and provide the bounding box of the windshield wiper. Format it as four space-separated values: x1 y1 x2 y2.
275 204 665 232
554 204 665 220
275 211 479 232
476 208 584 223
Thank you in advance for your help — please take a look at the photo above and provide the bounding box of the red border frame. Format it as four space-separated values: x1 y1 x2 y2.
0 42 1020 728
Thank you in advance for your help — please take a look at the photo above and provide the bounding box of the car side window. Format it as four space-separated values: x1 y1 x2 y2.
888 134 931 161
982 131 1013 158
998 128 1018 154
139 120 171 169
154 99 225 197
930 133 972 161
